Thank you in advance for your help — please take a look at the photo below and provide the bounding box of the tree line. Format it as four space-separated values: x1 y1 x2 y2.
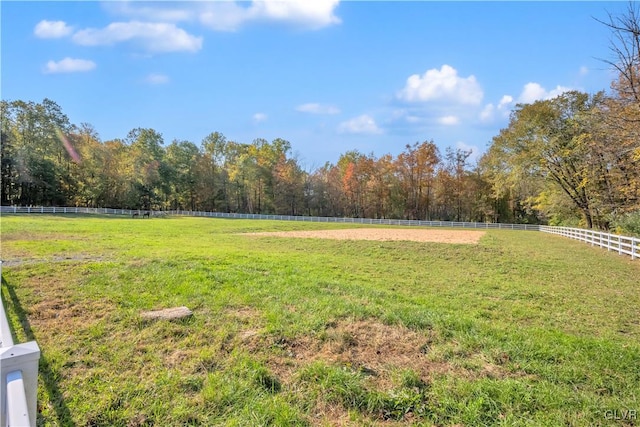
1 5 639 233
481 4 640 233
0 101 485 222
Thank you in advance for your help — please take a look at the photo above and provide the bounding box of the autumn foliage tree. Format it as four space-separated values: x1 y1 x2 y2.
395 141 440 220
2 4 639 232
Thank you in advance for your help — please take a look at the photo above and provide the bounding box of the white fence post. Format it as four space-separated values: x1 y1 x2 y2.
1 342 40 426
540 226 638 261
2 205 638 261
1 260 41 427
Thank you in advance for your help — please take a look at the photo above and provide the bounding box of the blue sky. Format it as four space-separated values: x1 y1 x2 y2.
1 1 625 168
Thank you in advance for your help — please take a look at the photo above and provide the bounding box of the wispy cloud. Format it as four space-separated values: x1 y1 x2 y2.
480 95 513 122
438 115 460 126
34 20 73 38
338 114 382 135
72 21 203 53
296 103 340 115
398 64 483 105
145 73 169 84
36 1 338 60
105 1 342 32
44 57 96 74
104 2 194 22
253 112 268 123
518 82 571 104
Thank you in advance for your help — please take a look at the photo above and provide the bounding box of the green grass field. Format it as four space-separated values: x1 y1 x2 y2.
1 214 639 426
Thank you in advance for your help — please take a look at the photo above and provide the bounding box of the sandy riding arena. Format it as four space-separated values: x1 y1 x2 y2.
246 228 485 244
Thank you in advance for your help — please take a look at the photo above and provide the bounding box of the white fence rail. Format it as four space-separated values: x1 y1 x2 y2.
0 211 637 423
1 261 41 427
0 206 136 216
0 206 540 231
169 209 541 230
540 226 639 260
2 207 638 259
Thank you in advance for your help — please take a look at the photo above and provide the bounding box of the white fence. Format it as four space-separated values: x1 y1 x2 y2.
0 206 540 231
0 206 135 216
1 261 40 427
0 209 637 424
540 226 639 260
169 209 541 230
2 207 639 260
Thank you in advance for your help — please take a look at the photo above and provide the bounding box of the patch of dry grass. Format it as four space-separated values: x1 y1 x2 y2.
1 215 639 426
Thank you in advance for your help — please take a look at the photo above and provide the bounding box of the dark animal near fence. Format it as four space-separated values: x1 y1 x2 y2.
132 212 139 218
143 211 150 218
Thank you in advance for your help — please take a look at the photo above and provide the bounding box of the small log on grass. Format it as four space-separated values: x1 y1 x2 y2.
141 306 193 321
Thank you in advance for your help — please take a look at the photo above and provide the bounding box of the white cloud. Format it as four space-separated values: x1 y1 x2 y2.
72 21 203 53
579 66 589 76
438 115 460 126
198 3 252 31
104 2 195 22
398 64 483 105
253 112 268 123
338 114 382 135
34 20 73 38
106 1 341 32
480 95 514 122
386 109 432 128
296 103 340 115
498 95 513 109
518 82 572 104
518 83 546 104
44 57 96 74
479 104 495 122
250 0 341 30
146 73 169 84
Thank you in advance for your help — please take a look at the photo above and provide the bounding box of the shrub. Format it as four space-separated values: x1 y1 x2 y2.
610 211 640 237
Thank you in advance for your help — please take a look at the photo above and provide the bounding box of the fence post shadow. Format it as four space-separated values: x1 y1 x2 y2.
1 275 76 427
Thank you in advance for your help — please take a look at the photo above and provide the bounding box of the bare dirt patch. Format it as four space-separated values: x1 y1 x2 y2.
240 319 523 392
246 228 485 244
297 320 445 387
241 319 446 389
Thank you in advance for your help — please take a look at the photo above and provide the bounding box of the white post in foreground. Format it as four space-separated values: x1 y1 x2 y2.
1 342 40 426
1 260 41 427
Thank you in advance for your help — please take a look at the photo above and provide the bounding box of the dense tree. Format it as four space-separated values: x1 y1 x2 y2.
484 92 604 228
0 99 74 206
165 140 200 210
395 141 440 220
2 69 637 232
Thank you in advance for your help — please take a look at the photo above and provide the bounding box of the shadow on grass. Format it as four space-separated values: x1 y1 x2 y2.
1 274 76 427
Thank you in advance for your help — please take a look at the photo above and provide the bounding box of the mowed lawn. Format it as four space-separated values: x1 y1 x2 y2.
1 215 639 426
